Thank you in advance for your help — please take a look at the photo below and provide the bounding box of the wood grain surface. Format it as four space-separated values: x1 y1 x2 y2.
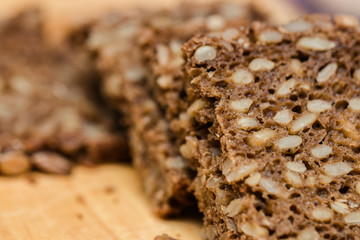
0 1 301 239
0 164 202 240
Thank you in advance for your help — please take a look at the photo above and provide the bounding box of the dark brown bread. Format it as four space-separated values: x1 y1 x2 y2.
183 14 360 239
0 9 127 176
88 2 263 217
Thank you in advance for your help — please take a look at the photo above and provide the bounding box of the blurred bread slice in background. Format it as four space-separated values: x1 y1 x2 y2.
0 0 303 42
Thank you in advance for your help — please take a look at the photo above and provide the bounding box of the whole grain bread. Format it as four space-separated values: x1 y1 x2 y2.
88 2 264 217
0 9 127 176
183 14 360 239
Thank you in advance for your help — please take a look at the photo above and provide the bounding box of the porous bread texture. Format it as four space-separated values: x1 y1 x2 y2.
0 9 126 176
88 8 194 218
87 2 260 217
184 14 360 239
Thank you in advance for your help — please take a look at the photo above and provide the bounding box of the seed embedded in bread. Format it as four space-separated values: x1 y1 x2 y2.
349 98 360 111
311 145 332 159
344 212 360 224
229 69 254 84
240 222 269 238
334 14 359 28
307 99 332 113
289 59 303 74
194 45 217 62
337 120 360 141
179 138 197 160
248 128 276 147
225 198 245 217
356 182 360 195
318 174 333 185
157 75 173 89
156 44 170 66
312 207 333 222
299 83 311 91
286 161 306 173
297 227 319 240
276 79 296 96
249 58 275 71
348 201 358 209
305 176 316 187
316 63 337 83
237 37 250 48
31 152 72 175
230 99 253 113
258 30 283 44
354 68 360 82
297 36 336 51
187 99 207 117
276 135 302 150
166 156 188 169
289 112 317 134
245 172 261 186
323 162 352 176
0 151 31 175
169 40 182 56
260 178 288 198
222 28 239 41
331 201 350 214
237 116 259 130
285 171 302 187
222 158 258 183
274 109 293 126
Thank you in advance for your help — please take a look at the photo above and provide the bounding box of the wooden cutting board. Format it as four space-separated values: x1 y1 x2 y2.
0 1 301 239
0 164 202 240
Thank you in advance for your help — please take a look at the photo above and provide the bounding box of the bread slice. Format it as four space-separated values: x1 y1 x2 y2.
183 14 360 239
88 2 265 216
0 9 127 176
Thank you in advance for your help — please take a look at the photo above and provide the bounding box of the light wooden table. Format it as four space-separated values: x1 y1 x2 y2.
0 1 301 239
0 164 202 240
